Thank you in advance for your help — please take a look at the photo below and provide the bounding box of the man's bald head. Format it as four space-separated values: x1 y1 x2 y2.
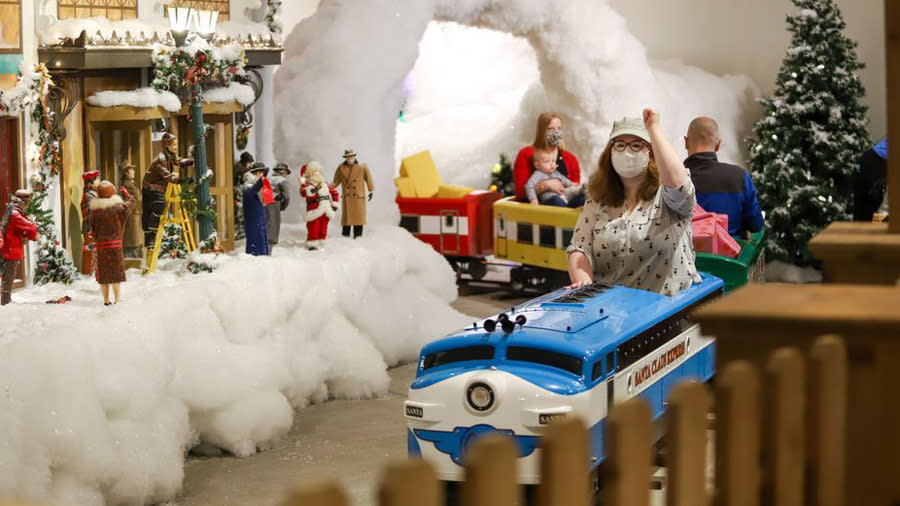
685 116 721 155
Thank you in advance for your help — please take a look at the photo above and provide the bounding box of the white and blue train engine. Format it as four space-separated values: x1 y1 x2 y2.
404 275 723 483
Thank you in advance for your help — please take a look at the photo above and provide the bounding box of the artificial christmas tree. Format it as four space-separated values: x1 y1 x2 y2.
25 186 79 285
747 0 871 266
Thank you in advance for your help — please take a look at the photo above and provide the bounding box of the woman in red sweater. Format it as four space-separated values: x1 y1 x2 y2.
513 112 581 202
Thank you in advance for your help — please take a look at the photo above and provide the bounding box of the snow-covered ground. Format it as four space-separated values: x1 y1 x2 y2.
0 225 467 506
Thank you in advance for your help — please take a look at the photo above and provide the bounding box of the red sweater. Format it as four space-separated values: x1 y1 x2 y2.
513 145 581 201
1 209 39 261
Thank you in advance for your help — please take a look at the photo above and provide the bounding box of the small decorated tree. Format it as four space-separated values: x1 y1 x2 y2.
489 153 515 197
746 0 870 266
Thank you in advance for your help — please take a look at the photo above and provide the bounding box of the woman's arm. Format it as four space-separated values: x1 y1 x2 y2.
567 252 593 288
644 108 688 189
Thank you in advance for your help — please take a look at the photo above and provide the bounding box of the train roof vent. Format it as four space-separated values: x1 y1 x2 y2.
548 283 613 304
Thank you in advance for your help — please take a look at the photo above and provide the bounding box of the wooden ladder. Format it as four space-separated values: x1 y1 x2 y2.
145 183 196 274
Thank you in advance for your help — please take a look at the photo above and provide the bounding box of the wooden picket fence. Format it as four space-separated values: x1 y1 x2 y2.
282 334 847 506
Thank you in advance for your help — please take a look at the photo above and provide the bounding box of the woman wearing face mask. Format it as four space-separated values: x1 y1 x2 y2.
513 112 581 202
567 109 701 296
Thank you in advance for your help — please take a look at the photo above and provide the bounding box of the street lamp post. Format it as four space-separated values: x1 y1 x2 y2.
167 7 219 244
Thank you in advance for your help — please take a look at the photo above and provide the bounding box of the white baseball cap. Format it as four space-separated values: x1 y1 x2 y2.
609 117 651 143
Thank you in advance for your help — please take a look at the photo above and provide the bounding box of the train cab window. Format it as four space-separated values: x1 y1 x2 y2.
517 223 533 245
606 352 615 373
506 346 583 377
539 225 555 248
591 360 604 381
400 215 419 234
444 214 455 228
561 229 574 250
423 346 494 370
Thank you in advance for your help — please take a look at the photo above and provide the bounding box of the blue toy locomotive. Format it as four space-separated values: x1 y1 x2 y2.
404 275 724 483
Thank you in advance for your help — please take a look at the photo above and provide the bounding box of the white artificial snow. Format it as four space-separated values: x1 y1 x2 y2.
204 82 255 105
273 0 760 225
764 260 823 283
0 225 467 506
86 88 182 112
39 16 171 46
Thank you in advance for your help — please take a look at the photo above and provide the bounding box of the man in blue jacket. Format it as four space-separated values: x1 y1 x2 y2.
683 117 764 238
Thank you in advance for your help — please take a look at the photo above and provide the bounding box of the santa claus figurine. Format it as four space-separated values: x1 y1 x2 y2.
300 161 339 250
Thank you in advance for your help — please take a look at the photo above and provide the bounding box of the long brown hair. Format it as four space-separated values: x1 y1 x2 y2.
587 140 660 208
532 112 562 151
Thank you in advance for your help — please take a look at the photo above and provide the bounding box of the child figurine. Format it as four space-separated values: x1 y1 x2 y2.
332 149 374 238
81 169 100 273
266 162 292 250
300 161 339 250
0 189 38 306
89 181 135 306
525 149 585 207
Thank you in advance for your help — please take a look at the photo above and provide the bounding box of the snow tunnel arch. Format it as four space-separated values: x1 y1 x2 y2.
274 0 759 224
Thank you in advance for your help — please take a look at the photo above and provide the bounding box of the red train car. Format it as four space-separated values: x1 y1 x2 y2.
396 190 502 279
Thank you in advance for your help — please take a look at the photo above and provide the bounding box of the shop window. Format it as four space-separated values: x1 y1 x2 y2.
58 0 138 21
0 0 21 53
167 0 230 21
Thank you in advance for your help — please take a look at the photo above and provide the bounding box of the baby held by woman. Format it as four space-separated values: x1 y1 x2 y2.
525 148 585 207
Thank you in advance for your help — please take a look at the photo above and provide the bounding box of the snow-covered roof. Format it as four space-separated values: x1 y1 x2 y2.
39 16 281 50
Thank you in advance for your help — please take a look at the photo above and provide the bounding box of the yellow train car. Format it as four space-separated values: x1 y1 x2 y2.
492 198 581 291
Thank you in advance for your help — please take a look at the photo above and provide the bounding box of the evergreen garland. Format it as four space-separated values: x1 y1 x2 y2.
1 64 78 285
746 0 870 266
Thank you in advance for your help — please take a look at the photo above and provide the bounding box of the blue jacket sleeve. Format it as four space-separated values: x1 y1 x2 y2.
742 173 764 233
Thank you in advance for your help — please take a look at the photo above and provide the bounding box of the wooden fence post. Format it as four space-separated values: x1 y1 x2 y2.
280 479 348 506
605 397 653 506
538 416 590 506
807 335 847 506
714 361 760 506
764 348 806 506
667 380 710 506
378 458 440 506
462 433 520 506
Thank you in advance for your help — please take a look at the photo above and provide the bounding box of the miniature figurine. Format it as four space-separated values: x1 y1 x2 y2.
81 169 100 273
266 162 292 250
242 162 273 256
0 190 39 306
300 161 339 250
119 162 142 258
332 149 374 238
142 133 184 246
89 181 135 306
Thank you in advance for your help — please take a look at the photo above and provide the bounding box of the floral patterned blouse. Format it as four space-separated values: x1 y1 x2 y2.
566 177 702 296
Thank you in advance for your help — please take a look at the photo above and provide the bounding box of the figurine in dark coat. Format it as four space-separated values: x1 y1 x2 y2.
89 181 135 306
266 162 292 249
242 163 272 256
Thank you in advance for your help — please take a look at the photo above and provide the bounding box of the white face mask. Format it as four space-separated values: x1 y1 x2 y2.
611 150 649 179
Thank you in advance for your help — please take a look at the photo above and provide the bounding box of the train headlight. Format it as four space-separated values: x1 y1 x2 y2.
466 382 495 412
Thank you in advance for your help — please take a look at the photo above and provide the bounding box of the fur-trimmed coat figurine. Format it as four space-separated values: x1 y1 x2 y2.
88 181 135 306
300 161 339 250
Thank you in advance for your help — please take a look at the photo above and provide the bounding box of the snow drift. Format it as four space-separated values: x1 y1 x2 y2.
274 0 760 224
0 226 467 506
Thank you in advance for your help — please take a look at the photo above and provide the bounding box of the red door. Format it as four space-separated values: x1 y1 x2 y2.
0 118 19 207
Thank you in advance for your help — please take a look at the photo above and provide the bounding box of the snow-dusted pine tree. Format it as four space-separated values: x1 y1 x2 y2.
747 0 870 266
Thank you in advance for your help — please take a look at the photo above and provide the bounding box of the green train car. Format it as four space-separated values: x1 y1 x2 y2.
694 228 766 293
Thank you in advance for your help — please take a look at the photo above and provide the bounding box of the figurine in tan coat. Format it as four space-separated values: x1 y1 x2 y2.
332 149 374 238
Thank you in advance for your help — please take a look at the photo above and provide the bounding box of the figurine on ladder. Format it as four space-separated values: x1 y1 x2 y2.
145 182 196 273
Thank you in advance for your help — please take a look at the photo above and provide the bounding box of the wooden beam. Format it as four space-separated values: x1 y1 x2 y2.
889 0 899 233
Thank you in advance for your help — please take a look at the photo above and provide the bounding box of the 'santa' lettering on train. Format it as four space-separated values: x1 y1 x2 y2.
632 340 687 389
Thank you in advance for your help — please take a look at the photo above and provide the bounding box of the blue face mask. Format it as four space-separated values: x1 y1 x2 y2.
874 138 888 159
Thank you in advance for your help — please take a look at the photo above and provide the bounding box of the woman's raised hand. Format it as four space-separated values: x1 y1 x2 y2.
643 108 660 129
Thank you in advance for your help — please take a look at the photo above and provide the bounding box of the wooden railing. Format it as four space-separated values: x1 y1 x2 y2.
280 335 847 506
